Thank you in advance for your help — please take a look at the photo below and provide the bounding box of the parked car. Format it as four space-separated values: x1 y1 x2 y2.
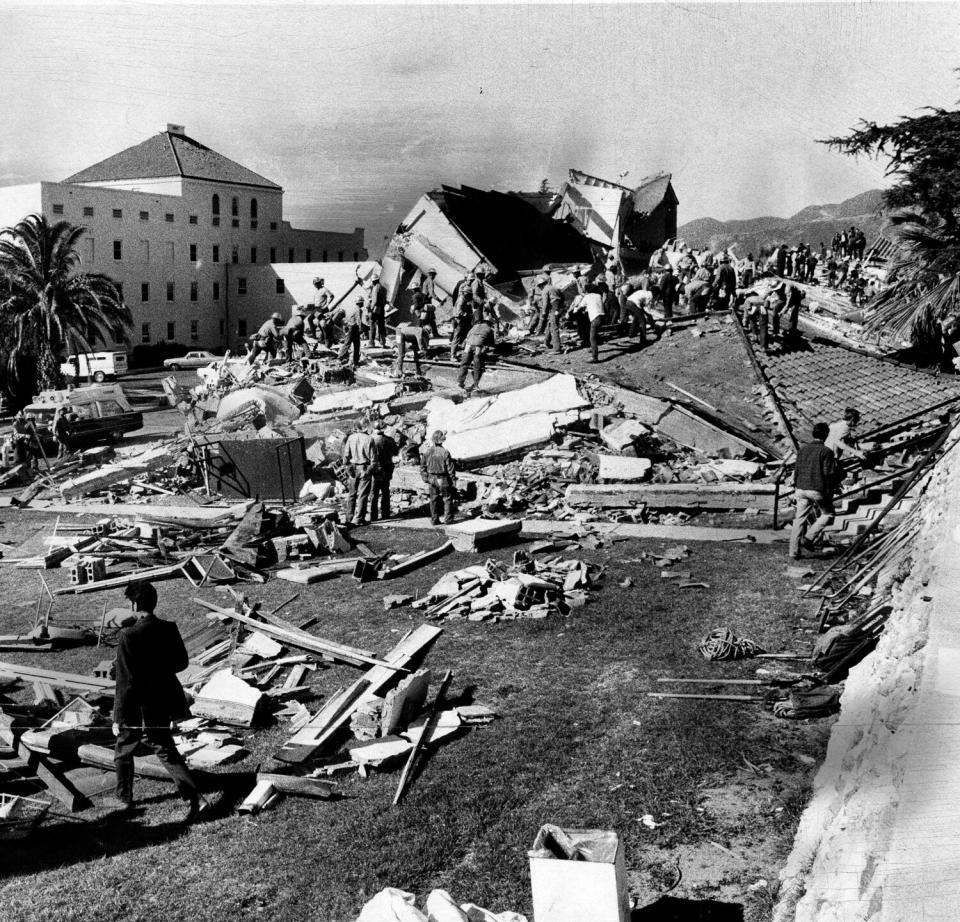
60 351 129 384
163 351 223 371
24 384 143 449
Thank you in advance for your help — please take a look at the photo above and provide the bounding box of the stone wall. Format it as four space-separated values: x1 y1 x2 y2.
774 436 960 921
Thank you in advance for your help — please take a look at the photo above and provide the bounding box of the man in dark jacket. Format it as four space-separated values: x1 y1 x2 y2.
112 582 209 821
789 422 837 558
370 421 398 522
659 267 678 320
420 429 456 525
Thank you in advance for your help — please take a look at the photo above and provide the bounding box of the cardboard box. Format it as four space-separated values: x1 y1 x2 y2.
528 826 629 922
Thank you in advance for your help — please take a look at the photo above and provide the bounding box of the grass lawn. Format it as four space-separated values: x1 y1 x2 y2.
0 512 831 922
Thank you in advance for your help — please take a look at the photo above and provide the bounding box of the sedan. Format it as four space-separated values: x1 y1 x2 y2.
163 351 224 371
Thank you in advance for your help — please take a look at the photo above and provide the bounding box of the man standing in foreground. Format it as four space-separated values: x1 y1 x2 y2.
420 429 456 525
341 419 375 526
113 582 210 822
789 422 837 559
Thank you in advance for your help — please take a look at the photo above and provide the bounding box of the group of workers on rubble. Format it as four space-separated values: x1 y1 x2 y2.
242 267 501 395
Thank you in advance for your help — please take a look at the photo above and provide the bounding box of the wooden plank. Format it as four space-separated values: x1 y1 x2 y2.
646 692 761 702
12 738 89 811
379 541 454 579
219 501 264 569
194 598 392 671
77 743 172 781
275 624 443 764
276 559 361 584
563 482 778 511
393 670 452 805
54 561 187 595
0 661 114 693
256 772 337 799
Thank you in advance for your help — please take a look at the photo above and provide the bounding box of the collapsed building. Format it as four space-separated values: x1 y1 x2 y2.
379 168 678 323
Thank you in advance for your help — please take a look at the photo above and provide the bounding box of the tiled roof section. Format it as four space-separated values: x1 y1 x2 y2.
755 338 960 434
63 131 281 190
632 174 676 214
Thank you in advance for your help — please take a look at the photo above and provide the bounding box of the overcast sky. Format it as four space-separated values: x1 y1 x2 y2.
1 2 958 255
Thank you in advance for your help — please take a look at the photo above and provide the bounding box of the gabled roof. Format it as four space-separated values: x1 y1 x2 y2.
632 173 677 215
63 130 281 190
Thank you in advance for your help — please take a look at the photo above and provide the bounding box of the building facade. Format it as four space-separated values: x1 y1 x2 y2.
0 124 366 352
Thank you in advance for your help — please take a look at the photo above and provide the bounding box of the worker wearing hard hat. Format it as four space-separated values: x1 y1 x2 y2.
247 312 283 364
419 429 457 526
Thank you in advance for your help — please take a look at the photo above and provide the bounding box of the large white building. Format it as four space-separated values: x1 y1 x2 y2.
0 124 367 353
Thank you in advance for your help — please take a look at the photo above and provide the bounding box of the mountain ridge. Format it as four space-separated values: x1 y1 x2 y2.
679 189 886 254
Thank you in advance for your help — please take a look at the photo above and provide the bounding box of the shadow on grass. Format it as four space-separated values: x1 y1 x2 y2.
0 812 192 879
633 895 744 921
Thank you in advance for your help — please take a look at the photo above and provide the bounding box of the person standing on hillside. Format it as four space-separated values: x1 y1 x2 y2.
789 422 838 558
112 582 211 822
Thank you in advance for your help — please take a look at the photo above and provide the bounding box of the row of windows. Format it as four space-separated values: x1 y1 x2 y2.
108 238 356 264
138 318 259 344
140 320 202 345
51 202 279 232
134 277 288 303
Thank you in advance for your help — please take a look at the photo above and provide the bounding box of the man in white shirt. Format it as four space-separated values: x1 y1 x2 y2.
336 296 364 367
572 285 605 363
826 408 866 461
341 419 375 526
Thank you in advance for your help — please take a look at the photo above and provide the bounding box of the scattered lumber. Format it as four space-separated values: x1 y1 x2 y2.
646 692 762 702
77 743 172 781
195 598 398 671
275 624 443 764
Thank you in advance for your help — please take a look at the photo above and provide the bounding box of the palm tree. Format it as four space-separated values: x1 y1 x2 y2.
859 209 960 350
0 213 130 392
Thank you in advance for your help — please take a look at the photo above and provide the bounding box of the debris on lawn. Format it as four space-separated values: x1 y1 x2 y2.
355 887 528 922
698 627 765 661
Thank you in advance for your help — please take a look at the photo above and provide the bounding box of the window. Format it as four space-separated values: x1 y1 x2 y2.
212 194 220 215
113 240 122 260
270 221 277 231
190 281 198 302
165 213 174 223
112 326 124 345
338 251 344 262
306 249 312 262
113 208 123 219
189 214 198 225
141 323 150 344
231 197 239 217
322 250 328 262
189 243 197 262
52 204 64 215
353 251 359 261
166 322 175 341
190 320 199 342
288 248 295 263
276 279 285 294
237 278 247 295
166 282 174 302
213 282 220 301
232 218 240 228
219 319 225 336
251 221 258 229
212 245 220 263
250 199 258 220
238 319 248 337
269 247 276 263
250 247 257 264
141 283 149 303
213 216 220 227
139 210 149 221
231 246 238 265
83 206 94 217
